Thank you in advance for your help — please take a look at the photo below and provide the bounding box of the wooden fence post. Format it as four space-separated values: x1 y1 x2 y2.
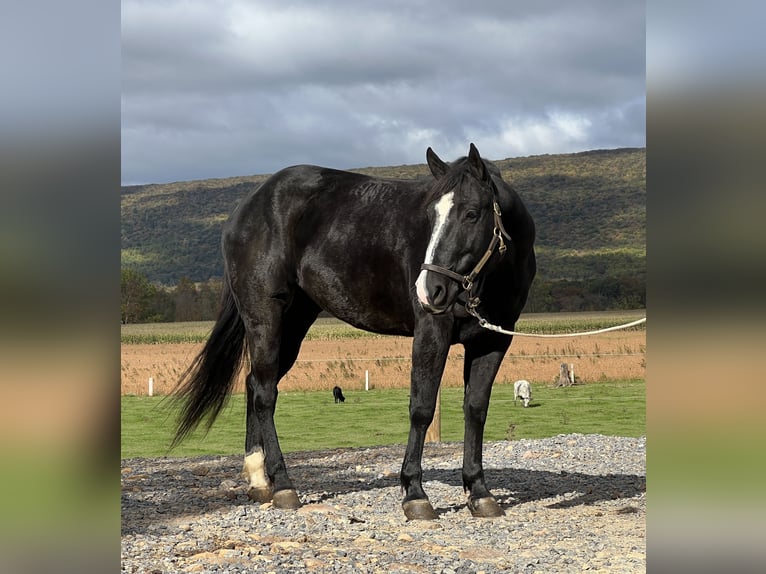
425 387 441 443
557 363 571 386
556 363 576 386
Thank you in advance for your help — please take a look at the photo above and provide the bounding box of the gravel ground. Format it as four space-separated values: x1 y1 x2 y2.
122 434 645 573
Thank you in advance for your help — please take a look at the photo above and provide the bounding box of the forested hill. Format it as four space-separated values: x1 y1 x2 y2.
121 147 645 312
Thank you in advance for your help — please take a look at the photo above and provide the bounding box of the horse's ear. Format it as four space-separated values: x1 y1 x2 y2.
468 143 490 182
426 147 449 179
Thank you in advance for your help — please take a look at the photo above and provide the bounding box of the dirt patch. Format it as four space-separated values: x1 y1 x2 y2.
121 331 645 396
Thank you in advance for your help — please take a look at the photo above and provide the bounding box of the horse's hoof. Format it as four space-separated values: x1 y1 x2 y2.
402 499 438 520
247 486 273 503
467 496 505 518
272 489 302 510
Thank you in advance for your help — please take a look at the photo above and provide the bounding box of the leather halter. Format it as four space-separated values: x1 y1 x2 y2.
420 199 512 302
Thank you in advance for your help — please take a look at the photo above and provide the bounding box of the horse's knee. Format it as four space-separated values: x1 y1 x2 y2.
409 403 435 427
464 401 489 425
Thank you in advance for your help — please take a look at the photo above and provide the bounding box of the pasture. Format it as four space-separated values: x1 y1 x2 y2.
121 311 645 459
121 310 646 396
121 379 645 459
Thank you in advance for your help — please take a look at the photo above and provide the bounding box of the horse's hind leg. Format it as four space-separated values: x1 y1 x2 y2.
243 376 273 503
242 288 319 507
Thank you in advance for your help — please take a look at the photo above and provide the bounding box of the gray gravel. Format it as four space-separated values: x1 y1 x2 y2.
122 434 645 573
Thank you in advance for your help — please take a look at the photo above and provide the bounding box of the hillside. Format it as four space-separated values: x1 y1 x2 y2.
121 148 645 311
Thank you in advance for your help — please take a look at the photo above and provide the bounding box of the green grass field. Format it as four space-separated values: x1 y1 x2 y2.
121 379 644 459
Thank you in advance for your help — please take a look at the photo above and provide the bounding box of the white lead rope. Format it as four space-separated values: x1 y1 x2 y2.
470 312 646 338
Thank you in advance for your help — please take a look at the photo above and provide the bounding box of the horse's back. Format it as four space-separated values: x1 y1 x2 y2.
226 165 425 236
223 165 429 335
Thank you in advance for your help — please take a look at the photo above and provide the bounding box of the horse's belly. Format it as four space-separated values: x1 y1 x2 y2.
330 305 415 337
298 264 415 337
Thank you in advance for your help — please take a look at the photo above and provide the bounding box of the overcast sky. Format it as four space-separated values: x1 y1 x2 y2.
121 0 645 185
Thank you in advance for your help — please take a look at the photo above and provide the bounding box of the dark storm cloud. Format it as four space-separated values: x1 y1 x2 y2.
122 0 645 184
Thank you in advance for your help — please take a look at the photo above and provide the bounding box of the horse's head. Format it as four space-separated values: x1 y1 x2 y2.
415 143 509 315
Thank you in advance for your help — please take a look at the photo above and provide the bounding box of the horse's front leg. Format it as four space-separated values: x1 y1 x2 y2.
462 334 511 517
400 320 451 520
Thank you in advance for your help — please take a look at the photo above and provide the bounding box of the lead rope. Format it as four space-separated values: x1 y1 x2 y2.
466 304 646 338
464 203 647 337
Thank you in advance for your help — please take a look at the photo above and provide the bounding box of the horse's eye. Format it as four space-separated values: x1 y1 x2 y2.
465 210 479 222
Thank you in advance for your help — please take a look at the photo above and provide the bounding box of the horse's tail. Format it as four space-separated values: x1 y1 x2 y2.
171 279 246 448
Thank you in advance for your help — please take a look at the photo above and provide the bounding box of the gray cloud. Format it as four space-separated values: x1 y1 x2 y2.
122 0 645 184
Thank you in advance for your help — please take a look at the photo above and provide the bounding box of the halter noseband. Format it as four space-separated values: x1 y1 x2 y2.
420 199 512 307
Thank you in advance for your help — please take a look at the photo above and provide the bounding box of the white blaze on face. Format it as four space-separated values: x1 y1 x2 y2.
416 192 454 306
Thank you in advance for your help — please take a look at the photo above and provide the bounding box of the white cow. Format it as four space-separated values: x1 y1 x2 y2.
513 379 532 407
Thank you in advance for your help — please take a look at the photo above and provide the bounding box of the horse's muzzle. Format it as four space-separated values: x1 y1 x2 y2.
415 268 458 314
419 300 449 315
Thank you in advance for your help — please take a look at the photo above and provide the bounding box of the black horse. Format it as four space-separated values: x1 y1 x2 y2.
332 386 345 403
173 144 536 520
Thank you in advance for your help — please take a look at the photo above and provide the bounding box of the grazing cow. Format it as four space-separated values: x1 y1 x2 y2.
513 379 532 407
333 386 346 403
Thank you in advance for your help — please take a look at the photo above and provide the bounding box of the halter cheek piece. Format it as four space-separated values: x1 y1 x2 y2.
420 199 512 313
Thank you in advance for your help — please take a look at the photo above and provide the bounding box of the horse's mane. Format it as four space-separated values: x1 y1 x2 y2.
428 156 471 199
